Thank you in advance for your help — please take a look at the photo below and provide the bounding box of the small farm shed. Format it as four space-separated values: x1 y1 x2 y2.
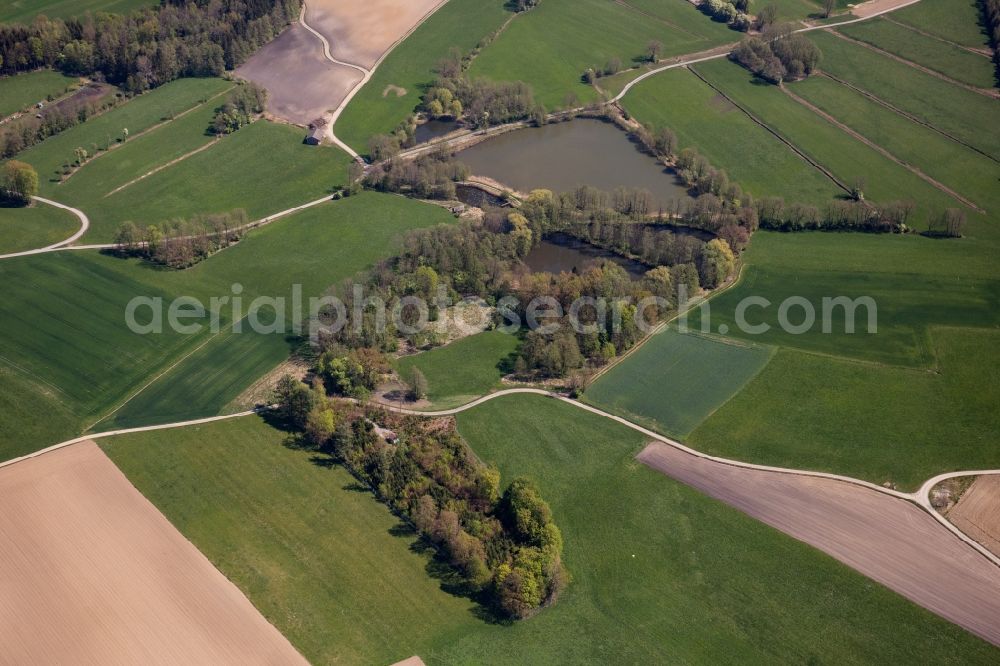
305 118 327 145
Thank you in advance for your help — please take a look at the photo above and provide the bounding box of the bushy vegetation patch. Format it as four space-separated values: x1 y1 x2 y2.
731 24 821 83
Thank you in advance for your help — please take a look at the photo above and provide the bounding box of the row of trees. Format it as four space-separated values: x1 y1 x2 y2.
1 85 118 159
0 0 299 91
363 149 469 200
732 24 821 83
756 196 917 232
113 209 249 268
273 378 567 619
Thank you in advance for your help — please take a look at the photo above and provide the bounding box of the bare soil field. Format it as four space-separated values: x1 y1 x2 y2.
850 0 919 19
0 442 308 665
638 442 1000 647
305 0 446 69
236 23 362 126
948 475 1000 558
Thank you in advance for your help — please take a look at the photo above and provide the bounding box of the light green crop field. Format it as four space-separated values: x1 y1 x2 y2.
621 67 838 205
0 70 77 118
468 0 732 110
690 327 1000 490
792 75 1000 214
838 18 997 89
807 31 1000 160
42 119 348 242
17 77 231 191
691 58 966 226
335 0 512 155
688 231 1000 366
100 398 1000 664
0 194 454 458
891 0 992 49
0 202 79 254
584 329 774 437
0 0 154 22
396 330 520 408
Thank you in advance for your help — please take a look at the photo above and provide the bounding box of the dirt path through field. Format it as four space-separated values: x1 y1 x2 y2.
882 16 995 57
638 442 1000 647
779 81 985 211
0 441 307 664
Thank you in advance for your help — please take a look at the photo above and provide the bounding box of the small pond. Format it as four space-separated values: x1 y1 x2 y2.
524 233 650 280
414 119 460 144
457 118 693 209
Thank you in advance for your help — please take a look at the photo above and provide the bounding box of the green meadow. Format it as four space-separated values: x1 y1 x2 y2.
335 0 512 155
807 30 1000 160
890 0 992 49
691 58 966 226
0 202 78 254
17 77 231 193
621 66 838 205
838 18 997 89
0 0 154 22
584 329 774 437
101 399 1000 663
690 327 1000 490
397 330 520 408
0 69 77 118
0 194 454 457
468 0 732 109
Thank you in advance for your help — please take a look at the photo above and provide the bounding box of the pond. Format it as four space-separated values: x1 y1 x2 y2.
457 118 692 209
414 119 460 144
524 233 650 280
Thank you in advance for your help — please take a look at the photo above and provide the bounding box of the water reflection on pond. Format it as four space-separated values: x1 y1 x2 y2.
524 233 649 280
414 119 460 144
457 118 692 209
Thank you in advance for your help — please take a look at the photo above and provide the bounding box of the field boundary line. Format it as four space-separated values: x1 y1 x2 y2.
817 71 1000 165
686 66 852 193
779 82 985 212
612 0 705 39
882 15 994 58
825 28 999 98
59 84 235 185
105 136 222 197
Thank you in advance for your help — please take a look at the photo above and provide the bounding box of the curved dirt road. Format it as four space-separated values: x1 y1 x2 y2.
0 196 90 260
5 387 999 646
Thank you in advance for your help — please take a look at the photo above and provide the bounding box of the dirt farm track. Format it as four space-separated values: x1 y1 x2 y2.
0 442 307 665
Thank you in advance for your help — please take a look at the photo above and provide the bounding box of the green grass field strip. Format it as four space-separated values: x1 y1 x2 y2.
335 0 513 154
0 70 78 118
837 19 997 89
396 330 520 408
889 0 992 50
692 58 965 227
686 230 1000 366
791 76 1000 215
777 82 984 212
58 89 231 200
690 326 1000 490
882 15 993 57
0 202 79 254
583 328 775 437
0 0 155 22
830 22 995 92
622 67 838 204
468 0 732 110
808 31 1000 161
100 400 1000 663
65 120 351 241
16 77 232 193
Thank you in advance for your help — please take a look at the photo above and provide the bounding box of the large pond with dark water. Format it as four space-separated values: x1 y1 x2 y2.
457 118 692 209
524 233 650 279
